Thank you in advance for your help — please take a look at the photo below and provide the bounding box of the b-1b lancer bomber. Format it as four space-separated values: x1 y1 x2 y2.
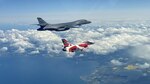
36 17 91 31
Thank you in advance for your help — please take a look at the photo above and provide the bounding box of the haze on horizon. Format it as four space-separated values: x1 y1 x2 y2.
0 0 150 24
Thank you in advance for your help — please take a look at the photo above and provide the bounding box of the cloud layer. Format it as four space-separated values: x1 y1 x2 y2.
0 22 150 58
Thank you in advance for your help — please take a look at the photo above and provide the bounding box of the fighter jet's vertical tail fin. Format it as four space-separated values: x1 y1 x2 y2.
62 39 71 47
37 17 48 27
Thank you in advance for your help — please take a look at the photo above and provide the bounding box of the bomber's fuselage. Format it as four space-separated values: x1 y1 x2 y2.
37 18 91 31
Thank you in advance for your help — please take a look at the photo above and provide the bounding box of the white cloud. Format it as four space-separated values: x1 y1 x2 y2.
0 47 8 52
16 47 25 53
136 63 150 69
129 45 150 60
111 59 123 66
30 50 40 54
0 29 62 54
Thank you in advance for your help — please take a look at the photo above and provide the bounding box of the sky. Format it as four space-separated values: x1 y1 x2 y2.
0 0 150 23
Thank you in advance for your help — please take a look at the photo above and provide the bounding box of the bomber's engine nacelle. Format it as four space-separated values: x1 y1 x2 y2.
37 28 44 31
64 28 70 30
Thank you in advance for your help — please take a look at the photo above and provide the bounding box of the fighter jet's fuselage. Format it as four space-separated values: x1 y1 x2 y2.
62 39 94 52
36 17 91 31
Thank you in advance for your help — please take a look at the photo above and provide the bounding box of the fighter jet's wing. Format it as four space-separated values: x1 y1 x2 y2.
77 41 94 48
83 41 94 45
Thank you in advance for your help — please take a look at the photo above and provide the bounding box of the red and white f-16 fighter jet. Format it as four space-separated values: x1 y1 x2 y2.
62 39 94 52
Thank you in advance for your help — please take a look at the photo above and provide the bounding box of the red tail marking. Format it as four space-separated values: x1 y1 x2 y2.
62 39 71 47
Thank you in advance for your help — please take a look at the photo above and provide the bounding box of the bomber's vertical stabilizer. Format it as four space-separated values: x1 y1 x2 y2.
37 17 48 27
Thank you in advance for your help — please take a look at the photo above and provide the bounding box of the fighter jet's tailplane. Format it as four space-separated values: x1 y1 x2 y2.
62 39 94 52
36 17 91 31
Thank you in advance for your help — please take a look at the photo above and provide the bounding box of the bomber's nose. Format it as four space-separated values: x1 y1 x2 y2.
87 21 91 23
